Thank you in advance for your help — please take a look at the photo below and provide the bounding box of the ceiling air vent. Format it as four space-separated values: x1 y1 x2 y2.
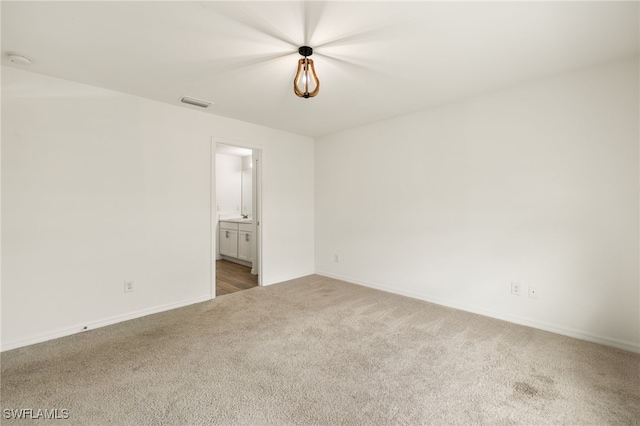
180 96 212 108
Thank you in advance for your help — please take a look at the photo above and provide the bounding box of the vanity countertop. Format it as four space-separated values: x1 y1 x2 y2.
221 218 253 224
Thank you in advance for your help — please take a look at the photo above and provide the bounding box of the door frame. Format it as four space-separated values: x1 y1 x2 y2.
210 137 263 298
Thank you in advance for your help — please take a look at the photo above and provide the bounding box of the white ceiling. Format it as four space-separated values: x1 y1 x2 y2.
2 1 638 138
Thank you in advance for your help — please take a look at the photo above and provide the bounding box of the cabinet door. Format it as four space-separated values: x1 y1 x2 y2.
220 228 238 258
238 231 252 262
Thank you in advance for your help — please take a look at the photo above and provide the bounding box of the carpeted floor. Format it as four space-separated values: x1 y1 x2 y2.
2 275 639 425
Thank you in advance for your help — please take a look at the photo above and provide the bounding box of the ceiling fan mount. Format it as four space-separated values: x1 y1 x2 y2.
298 46 313 57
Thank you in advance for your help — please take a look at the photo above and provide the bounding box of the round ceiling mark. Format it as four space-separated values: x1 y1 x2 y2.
5 53 32 66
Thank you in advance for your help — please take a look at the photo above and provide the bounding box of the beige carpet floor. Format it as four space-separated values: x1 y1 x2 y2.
2 275 639 425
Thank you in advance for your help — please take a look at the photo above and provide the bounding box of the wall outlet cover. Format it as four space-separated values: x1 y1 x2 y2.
511 282 521 296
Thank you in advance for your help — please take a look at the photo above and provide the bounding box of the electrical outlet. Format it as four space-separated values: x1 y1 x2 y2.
511 282 521 296
334 254 339 263
528 286 538 299
124 280 134 293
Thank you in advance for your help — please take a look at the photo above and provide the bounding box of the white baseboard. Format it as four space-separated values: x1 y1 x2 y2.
220 255 252 268
316 270 640 354
1 294 212 352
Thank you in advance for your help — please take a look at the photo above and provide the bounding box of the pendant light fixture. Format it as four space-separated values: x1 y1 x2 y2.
294 46 319 98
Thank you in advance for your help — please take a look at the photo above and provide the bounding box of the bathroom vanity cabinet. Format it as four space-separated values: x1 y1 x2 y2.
219 221 253 264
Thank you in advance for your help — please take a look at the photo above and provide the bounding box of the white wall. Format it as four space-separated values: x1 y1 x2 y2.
315 57 640 352
1 67 315 350
215 154 242 218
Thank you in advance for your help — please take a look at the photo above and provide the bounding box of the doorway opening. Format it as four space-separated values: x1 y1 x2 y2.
212 140 262 298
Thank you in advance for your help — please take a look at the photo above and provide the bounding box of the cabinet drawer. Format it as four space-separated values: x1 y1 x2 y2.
239 223 253 232
220 221 238 230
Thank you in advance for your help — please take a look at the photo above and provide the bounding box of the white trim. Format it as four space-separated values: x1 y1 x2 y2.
1 295 211 352
211 137 263 294
209 140 218 299
316 270 640 354
251 149 263 281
